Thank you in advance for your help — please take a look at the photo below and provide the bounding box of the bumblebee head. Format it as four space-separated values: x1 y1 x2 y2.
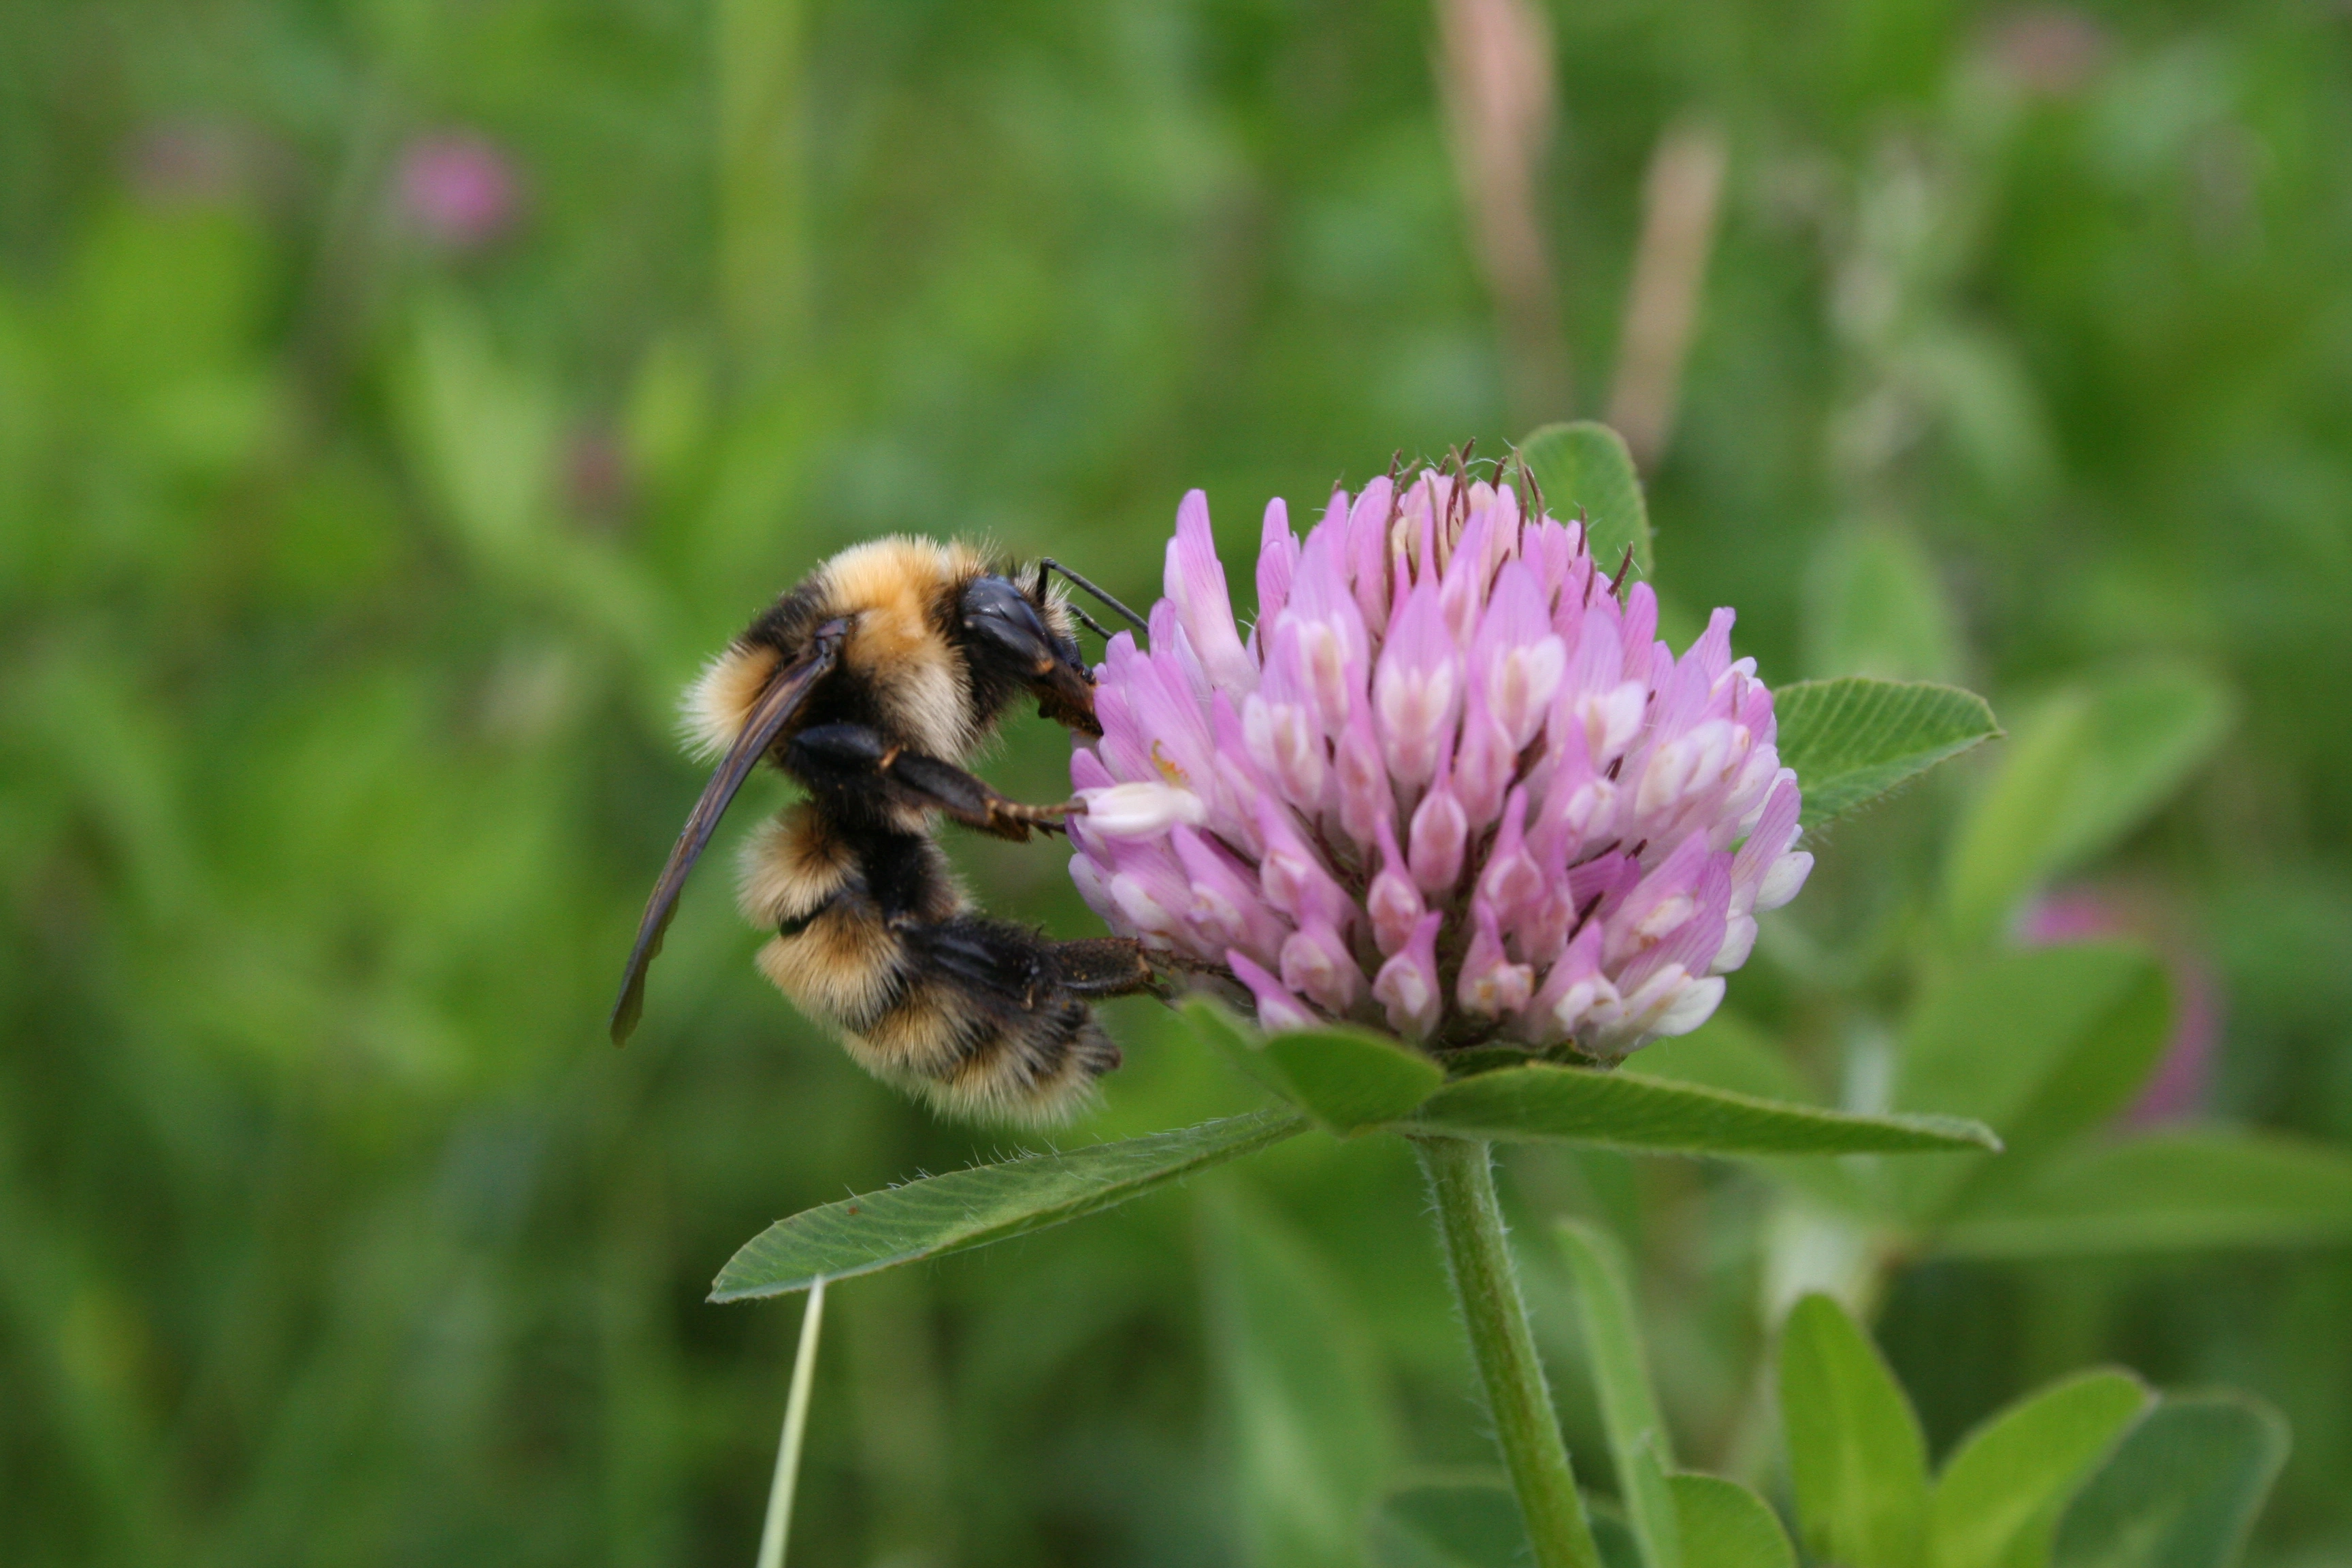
956 571 1100 739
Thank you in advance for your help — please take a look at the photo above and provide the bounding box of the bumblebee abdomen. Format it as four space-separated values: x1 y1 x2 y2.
755 910 904 1032
852 982 1122 1124
753 924 1122 1123
741 805 1122 1122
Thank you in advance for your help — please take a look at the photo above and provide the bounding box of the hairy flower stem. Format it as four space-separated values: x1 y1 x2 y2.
1414 1137 1603 1568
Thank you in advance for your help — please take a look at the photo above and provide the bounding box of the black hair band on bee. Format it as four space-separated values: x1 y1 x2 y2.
608 618 849 1047
1036 557 1147 633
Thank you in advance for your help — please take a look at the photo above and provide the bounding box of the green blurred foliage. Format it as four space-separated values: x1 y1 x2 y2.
3 0 2350 1564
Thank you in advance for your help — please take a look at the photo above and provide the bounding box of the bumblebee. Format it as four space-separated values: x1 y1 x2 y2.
610 536 1162 1121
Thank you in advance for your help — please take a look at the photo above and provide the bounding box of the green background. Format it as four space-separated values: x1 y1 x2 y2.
3 0 2348 1563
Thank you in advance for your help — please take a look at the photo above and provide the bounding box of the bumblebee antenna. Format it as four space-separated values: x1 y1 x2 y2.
1029 558 1115 641
1038 557 1147 632
1063 601 1116 641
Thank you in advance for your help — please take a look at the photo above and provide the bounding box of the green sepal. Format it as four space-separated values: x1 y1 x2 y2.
1184 998 1447 1134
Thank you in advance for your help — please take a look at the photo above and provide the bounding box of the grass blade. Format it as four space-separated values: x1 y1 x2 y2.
755 1277 826 1568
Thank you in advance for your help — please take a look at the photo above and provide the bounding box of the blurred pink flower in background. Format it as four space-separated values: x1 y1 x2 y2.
1980 7 2110 97
1066 469 1810 1059
125 119 267 208
2022 887 2221 1124
564 428 633 528
395 132 523 248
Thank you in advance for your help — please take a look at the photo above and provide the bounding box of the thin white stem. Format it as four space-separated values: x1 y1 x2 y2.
755 1277 827 1568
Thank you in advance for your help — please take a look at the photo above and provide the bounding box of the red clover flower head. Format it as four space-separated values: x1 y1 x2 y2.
1067 468 1810 1059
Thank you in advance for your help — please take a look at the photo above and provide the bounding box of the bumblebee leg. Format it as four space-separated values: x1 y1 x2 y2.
788 722 1073 840
1051 937 1164 999
890 916 1171 1009
897 917 1058 1002
880 749 1074 840
898 924 1168 1004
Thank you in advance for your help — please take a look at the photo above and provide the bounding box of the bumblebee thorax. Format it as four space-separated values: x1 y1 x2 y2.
684 536 994 763
823 536 985 759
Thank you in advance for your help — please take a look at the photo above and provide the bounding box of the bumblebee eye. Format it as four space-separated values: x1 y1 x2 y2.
958 574 1058 660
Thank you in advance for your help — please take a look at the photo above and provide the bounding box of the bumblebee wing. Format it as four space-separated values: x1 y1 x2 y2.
609 622 846 1045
